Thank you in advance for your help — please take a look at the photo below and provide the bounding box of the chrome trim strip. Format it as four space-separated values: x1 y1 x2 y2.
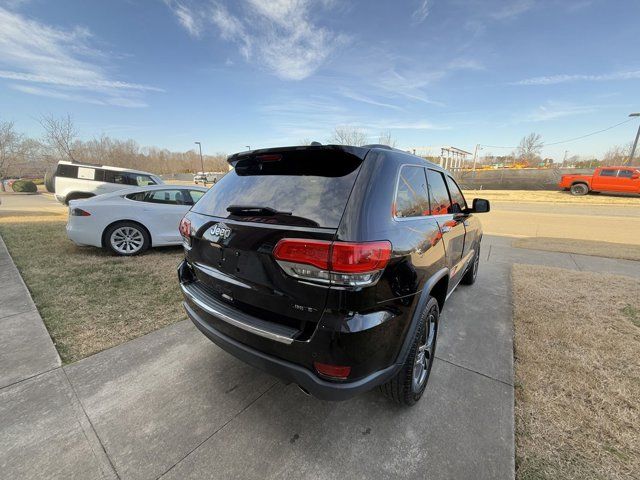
192 262 252 289
180 283 294 344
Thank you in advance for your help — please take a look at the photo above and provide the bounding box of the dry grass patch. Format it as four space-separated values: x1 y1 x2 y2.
0 220 185 363
512 264 640 480
514 237 640 262
463 189 640 206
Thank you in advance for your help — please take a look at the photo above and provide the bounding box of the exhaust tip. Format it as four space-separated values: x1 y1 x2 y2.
297 384 311 396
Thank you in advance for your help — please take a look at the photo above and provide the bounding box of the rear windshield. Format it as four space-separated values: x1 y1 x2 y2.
191 149 363 228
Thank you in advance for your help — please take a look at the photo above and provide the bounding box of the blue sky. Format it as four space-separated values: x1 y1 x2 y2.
0 0 639 159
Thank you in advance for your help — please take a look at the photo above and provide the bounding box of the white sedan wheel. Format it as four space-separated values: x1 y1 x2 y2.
106 222 149 256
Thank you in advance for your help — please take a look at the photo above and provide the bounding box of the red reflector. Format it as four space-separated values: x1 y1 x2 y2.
330 241 391 273
273 239 331 270
313 362 351 380
179 217 191 239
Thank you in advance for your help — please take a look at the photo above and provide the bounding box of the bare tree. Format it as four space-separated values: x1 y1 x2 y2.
0 120 21 178
602 143 632 165
40 114 78 162
377 130 397 147
329 126 368 146
516 133 544 163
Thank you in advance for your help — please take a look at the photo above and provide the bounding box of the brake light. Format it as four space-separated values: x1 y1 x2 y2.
313 362 351 380
179 217 191 247
331 241 391 273
273 239 391 287
70 208 91 216
273 239 330 270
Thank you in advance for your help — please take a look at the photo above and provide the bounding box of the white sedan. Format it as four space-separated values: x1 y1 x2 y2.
66 185 208 255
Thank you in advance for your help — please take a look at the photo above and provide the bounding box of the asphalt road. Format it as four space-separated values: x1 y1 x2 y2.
0 192 65 216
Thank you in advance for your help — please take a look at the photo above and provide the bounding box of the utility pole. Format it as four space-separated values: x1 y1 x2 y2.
628 113 640 165
472 144 480 172
562 150 569 168
194 142 204 173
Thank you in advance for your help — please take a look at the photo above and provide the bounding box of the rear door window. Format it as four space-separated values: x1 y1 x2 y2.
394 165 429 218
599 169 616 177
127 189 190 205
192 149 363 228
189 190 205 204
426 170 452 215
445 175 467 213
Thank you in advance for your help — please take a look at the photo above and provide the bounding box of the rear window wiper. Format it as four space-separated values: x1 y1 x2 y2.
226 205 292 216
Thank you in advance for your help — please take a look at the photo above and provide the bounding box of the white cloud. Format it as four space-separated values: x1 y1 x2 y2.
525 102 598 121
0 6 161 107
166 0 347 81
340 89 405 111
514 70 640 86
171 1 202 37
412 0 431 24
9 84 106 105
490 0 534 20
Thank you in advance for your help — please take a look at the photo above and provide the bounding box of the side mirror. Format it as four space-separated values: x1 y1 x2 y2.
470 198 490 213
632 172 639 179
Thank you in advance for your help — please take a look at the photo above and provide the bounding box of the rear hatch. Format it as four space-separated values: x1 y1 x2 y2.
185 146 366 338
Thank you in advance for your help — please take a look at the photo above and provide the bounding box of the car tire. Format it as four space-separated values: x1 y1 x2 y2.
380 296 439 406
570 183 589 196
461 245 480 285
104 221 150 256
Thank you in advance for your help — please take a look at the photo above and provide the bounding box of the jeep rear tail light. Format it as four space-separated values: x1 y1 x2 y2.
179 217 192 247
273 239 391 287
313 362 351 380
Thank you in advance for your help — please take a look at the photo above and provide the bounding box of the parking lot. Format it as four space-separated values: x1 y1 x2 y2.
1 191 639 479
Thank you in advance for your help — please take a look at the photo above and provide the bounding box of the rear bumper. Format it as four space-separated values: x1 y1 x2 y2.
66 221 102 248
183 300 399 401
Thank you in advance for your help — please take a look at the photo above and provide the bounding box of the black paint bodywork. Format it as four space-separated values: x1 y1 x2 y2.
178 145 483 400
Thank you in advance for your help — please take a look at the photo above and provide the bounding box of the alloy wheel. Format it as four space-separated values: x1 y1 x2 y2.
412 307 437 392
110 226 144 254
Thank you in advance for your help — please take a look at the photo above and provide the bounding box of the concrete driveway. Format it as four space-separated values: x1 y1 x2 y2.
1 234 514 480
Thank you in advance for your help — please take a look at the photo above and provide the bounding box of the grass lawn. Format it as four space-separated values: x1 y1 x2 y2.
0 219 186 363
463 189 640 206
513 237 640 262
512 264 640 480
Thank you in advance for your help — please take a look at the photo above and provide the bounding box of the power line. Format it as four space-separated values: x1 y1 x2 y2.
479 118 636 150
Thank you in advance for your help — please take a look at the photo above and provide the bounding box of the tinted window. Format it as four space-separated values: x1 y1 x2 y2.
445 176 467 213
192 150 363 228
426 170 452 215
600 169 616 177
103 170 156 186
56 164 78 178
127 189 190 205
617 169 634 178
394 166 429 218
103 170 127 184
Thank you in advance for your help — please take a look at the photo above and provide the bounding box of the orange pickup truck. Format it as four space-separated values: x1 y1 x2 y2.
559 166 640 195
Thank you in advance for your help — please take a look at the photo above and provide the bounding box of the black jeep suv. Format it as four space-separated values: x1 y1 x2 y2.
178 144 489 405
